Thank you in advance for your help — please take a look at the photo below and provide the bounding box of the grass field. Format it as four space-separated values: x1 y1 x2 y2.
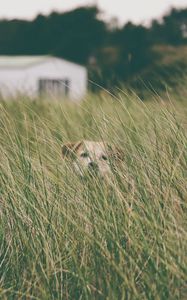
0 87 187 299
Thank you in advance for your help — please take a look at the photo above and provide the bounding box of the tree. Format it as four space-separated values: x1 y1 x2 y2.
0 6 107 64
90 22 154 87
151 8 187 45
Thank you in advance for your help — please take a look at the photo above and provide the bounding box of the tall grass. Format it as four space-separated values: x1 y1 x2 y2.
0 89 187 299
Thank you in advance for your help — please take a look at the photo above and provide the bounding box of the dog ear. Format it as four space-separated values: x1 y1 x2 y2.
107 144 124 161
62 141 83 159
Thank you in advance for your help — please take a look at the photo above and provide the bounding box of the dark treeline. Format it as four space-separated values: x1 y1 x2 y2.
0 6 187 88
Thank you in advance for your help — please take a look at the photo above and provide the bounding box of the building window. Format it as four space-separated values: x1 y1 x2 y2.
39 79 70 97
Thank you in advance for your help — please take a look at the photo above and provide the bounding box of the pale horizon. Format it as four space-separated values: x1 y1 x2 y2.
0 0 187 25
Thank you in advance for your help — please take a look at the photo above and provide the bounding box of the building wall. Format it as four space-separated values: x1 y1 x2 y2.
0 58 87 100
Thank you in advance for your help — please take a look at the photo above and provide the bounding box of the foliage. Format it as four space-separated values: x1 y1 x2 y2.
0 6 106 65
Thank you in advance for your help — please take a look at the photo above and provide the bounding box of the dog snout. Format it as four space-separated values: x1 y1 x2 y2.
88 161 98 171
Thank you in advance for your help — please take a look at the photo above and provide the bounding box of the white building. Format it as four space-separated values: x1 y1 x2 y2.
0 56 87 100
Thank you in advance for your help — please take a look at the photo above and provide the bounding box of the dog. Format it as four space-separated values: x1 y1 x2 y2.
62 140 123 178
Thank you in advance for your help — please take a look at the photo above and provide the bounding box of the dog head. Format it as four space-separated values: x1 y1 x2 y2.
62 140 123 178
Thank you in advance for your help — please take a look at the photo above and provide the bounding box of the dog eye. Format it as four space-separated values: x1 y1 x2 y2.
80 152 89 158
101 155 108 161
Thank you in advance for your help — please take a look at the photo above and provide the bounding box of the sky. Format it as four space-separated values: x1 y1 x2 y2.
0 0 187 25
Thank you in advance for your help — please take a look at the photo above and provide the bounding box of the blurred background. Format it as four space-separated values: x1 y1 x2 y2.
1 0 187 94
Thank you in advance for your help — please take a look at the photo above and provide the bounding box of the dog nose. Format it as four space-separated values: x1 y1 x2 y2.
88 161 98 170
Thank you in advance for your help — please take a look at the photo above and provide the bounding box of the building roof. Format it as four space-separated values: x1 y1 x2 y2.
0 55 85 69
